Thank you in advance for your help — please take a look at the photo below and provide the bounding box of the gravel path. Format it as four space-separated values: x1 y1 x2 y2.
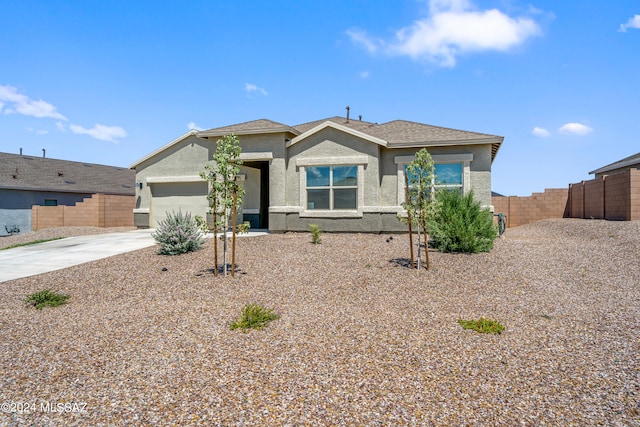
1 219 639 426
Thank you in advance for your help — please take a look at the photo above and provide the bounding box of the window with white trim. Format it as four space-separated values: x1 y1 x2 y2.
306 165 357 210
434 163 463 193
395 153 473 206
403 162 463 194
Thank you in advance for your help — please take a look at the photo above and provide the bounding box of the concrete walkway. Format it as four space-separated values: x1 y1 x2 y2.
0 229 270 283
0 229 157 283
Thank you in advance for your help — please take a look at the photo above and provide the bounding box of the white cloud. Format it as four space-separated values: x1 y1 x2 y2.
56 121 67 132
69 123 127 142
559 122 593 135
532 127 550 137
245 83 268 96
346 29 380 53
0 84 67 120
348 0 541 67
359 70 370 79
187 121 203 131
27 127 49 135
619 15 640 32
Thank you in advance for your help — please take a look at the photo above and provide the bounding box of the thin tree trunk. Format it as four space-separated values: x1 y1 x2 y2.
212 199 218 277
423 216 429 270
405 172 414 269
231 183 237 278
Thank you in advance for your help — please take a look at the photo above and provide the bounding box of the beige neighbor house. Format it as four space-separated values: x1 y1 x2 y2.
130 116 503 233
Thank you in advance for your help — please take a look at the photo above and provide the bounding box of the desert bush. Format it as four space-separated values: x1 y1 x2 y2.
427 190 497 253
309 224 322 244
26 289 70 310
230 303 280 332
458 317 505 334
152 210 204 255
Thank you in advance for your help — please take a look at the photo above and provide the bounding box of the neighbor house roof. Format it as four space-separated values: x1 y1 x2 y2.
589 151 640 175
0 152 135 195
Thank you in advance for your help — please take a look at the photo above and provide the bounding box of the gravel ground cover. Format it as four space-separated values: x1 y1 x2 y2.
0 219 639 426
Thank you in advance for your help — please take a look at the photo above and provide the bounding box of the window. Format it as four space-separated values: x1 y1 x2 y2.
404 163 463 194
44 199 58 206
306 165 357 210
434 163 463 193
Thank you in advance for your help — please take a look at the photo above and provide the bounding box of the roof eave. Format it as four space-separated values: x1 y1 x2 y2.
196 127 300 138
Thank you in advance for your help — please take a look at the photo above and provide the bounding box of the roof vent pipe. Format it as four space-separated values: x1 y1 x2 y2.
346 105 350 123
359 115 362 121
19 148 22 155
42 148 46 158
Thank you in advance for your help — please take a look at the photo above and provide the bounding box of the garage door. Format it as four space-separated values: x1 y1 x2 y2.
150 182 208 228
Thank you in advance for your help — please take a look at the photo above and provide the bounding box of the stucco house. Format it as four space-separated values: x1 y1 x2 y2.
130 116 503 232
0 151 135 235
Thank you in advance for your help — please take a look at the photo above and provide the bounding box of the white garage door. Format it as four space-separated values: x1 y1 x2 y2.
150 182 208 228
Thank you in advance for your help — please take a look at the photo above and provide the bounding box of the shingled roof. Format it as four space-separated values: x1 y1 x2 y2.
131 116 504 168
589 151 640 175
292 117 503 161
0 152 135 195
197 119 299 138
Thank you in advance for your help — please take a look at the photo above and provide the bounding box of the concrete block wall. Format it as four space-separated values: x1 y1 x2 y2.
631 169 640 220
584 178 605 219
32 194 134 230
568 169 639 221
491 188 569 228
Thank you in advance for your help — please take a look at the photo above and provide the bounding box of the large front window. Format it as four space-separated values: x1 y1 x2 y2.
306 165 357 210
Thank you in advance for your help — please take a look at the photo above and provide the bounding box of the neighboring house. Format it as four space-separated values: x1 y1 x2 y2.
0 152 135 235
130 116 503 232
589 151 640 178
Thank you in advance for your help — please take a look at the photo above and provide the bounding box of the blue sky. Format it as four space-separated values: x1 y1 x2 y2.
1 0 638 196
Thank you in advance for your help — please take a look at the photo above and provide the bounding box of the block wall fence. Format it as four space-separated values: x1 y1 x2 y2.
32 194 135 230
492 168 639 228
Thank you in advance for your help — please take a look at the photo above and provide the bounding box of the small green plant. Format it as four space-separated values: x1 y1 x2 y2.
1 237 64 250
458 317 505 334
237 221 251 234
428 190 497 253
194 215 209 233
152 210 204 255
309 224 322 244
25 289 70 310
230 303 280 332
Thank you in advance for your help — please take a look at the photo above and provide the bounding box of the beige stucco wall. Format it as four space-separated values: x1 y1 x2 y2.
379 143 493 208
133 133 288 228
285 127 380 208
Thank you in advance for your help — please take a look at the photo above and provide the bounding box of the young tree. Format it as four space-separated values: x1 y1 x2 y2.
200 134 245 277
402 148 436 270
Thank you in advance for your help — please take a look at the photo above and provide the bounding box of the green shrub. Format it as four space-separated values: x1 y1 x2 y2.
26 289 70 310
458 317 505 334
230 303 280 332
309 224 322 244
194 214 209 233
427 190 497 253
152 210 204 255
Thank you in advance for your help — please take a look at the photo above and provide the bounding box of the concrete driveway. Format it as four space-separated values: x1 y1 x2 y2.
0 229 157 283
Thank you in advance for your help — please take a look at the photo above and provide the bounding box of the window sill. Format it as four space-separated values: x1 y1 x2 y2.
299 210 363 218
